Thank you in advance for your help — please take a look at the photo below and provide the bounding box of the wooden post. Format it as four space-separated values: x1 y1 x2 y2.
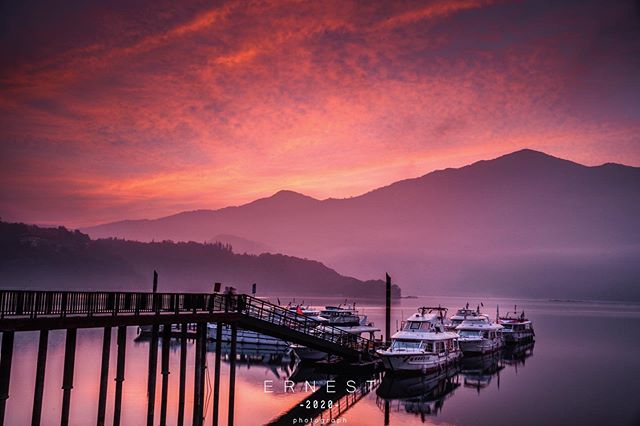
146 324 159 426
113 326 127 426
385 273 391 346
228 323 237 426
153 270 158 293
31 329 48 426
159 324 171 426
177 323 187 426
0 331 15 426
192 323 205 426
212 322 223 426
60 328 77 426
97 327 111 426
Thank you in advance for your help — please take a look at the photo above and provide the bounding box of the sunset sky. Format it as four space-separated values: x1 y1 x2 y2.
1 0 639 227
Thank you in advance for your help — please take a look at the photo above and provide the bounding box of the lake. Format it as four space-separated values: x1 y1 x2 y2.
4 295 640 425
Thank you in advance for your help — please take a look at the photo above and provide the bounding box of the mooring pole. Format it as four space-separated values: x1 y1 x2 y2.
0 331 15 426
97 327 112 426
211 322 223 426
159 324 171 426
228 323 237 426
60 328 77 426
31 329 48 426
113 326 127 426
193 323 205 426
384 399 390 425
146 324 159 426
177 323 187 426
385 273 392 346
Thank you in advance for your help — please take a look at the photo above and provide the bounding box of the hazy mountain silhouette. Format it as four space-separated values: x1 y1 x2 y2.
208 234 276 255
83 149 640 300
0 221 399 298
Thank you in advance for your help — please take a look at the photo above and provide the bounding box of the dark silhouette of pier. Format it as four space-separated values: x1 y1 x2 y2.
0 288 375 426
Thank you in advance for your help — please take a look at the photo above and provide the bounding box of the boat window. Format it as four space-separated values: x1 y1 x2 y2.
424 341 434 352
408 322 421 330
436 342 444 352
392 340 422 350
458 330 481 337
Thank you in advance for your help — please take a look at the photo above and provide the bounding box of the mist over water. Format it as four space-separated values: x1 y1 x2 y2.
4 296 640 425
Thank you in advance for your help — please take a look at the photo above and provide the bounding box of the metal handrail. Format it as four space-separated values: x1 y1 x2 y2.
0 290 373 354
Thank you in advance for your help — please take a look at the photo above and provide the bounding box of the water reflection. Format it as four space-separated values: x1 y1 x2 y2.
374 341 535 423
460 353 504 393
376 366 460 419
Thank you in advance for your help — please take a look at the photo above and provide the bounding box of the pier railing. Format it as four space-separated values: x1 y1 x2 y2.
0 290 373 354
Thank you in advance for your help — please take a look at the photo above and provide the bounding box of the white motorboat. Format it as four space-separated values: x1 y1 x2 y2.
376 307 462 373
445 304 491 331
290 304 380 362
319 304 362 326
498 307 535 343
455 313 503 355
207 323 289 346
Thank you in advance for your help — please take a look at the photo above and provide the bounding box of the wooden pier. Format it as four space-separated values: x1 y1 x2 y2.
0 289 376 426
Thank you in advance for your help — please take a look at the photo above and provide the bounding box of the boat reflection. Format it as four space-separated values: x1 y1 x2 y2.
376 366 460 420
502 341 535 373
460 352 504 393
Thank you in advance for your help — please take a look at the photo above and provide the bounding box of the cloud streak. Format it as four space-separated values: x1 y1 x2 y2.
0 0 639 226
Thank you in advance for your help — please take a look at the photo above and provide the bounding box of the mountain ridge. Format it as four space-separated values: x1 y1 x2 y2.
81 149 640 300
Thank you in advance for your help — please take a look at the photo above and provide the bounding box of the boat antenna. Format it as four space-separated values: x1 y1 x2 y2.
496 305 499 323
466 302 469 309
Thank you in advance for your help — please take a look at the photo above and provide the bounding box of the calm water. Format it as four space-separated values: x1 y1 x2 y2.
4 296 640 425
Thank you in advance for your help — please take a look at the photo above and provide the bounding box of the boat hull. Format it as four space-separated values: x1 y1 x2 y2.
377 350 462 374
502 330 535 344
290 345 327 361
458 338 503 355
207 324 287 347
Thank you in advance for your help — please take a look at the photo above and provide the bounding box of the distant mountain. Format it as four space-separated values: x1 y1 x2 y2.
0 221 400 298
83 149 640 301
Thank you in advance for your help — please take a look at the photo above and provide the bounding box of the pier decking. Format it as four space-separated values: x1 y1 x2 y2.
0 289 376 426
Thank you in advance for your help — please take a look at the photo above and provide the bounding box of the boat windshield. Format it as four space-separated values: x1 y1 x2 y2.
458 330 482 337
391 340 422 350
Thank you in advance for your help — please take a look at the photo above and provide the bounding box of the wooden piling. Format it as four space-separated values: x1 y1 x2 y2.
60 328 77 426
97 327 112 426
177 323 187 426
113 326 127 426
31 329 48 426
228 323 237 426
159 324 171 426
0 331 15 426
192 323 206 426
146 324 159 426
212 322 223 426
385 273 391 346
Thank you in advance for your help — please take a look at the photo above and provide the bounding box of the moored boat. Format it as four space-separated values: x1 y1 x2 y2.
376 307 462 374
445 304 489 331
455 313 503 355
318 304 362 326
498 307 535 343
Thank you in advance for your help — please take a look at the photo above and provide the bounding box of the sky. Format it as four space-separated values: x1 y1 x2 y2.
1 0 639 227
